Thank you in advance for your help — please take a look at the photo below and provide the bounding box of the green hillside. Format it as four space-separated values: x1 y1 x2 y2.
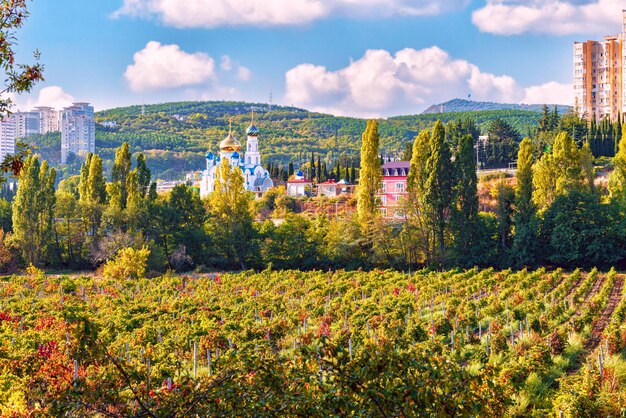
28 101 543 181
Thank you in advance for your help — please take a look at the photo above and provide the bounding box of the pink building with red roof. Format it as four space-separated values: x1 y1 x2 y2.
379 161 410 218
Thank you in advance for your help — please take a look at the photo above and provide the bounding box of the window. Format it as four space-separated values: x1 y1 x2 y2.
396 182 405 193
380 195 387 205
381 182 387 193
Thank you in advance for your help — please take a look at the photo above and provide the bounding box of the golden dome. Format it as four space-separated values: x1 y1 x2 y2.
219 132 241 152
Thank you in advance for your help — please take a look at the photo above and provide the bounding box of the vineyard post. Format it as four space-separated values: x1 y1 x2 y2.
146 358 151 402
193 342 197 379
598 353 603 377
479 322 482 339
73 360 79 383
207 349 212 376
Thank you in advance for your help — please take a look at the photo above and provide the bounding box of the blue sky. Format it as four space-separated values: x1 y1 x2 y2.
11 0 625 117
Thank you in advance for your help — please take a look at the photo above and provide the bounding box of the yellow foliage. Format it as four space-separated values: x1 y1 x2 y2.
102 246 150 280
25 263 44 278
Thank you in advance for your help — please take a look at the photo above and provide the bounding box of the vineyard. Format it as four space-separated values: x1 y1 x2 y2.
1 268 626 416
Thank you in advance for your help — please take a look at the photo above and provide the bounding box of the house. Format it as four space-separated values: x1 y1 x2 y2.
286 171 313 197
379 161 410 218
317 179 354 197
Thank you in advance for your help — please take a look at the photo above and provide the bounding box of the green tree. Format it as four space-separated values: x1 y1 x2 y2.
511 138 537 267
491 178 515 253
451 134 480 267
12 155 56 265
150 184 208 269
136 153 151 198
78 153 107 237
533 131 583 208
540 192 626 267
208 158 255 269
405 130 432 265
54 190 83 267
111 142 132 209
356 120 382 232
608 124 626 203
424 121 453 266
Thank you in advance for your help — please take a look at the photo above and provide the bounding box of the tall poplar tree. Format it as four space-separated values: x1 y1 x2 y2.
451 134 479 266
111 142 132 209
136 154 151 198
406 129 432 264
511 138 537 267
424 121 453 266
208 158 255 269
12 156 56 265
79 153 107 237
356 120 382 231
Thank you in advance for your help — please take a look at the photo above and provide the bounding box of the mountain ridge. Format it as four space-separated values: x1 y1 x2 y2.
422 98 571 115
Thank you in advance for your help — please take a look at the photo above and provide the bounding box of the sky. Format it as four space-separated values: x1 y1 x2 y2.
9 0 626 117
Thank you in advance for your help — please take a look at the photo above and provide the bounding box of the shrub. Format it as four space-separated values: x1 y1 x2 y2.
102 246 150 280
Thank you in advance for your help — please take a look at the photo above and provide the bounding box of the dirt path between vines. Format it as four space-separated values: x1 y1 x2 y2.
563 273 586 302
584 276 624 351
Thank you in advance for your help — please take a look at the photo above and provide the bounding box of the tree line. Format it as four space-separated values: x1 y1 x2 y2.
3 110 626 272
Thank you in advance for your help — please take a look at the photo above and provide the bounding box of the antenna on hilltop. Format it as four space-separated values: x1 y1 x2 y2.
141 103 146 116
268 89 273 112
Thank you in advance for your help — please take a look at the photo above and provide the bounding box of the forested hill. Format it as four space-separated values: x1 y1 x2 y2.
30 101 544 181
422 99 571 114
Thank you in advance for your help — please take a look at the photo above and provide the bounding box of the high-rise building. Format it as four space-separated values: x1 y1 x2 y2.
573 10 626 121
34 106 60 134
60 102 95 164
0 111 42 162
0 115 17 162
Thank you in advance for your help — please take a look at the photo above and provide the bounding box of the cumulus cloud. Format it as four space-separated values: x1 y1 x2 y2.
113 0 469 28
284 47 572 117
472 0 624 36
124 41 216 92
3 86 76 111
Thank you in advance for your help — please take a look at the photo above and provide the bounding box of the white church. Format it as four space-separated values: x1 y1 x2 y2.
200 117 274 198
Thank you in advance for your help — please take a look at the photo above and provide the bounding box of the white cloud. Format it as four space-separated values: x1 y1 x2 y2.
472 0 624 36
124 41 216 92
237 66 253 81
284 47 572 117
220 55 233 72
113 0 469 28
3 86 76 111
221 55 253 81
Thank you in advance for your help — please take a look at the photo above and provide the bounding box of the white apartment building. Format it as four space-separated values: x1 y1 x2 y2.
0 111 43 162
60 102 95 164
0 115 17 162
34 106 60 134
573 10 626 121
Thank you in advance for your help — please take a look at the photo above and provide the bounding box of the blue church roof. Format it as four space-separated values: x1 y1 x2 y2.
206 151 214 159
246 125 259 136
232 151 240 158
